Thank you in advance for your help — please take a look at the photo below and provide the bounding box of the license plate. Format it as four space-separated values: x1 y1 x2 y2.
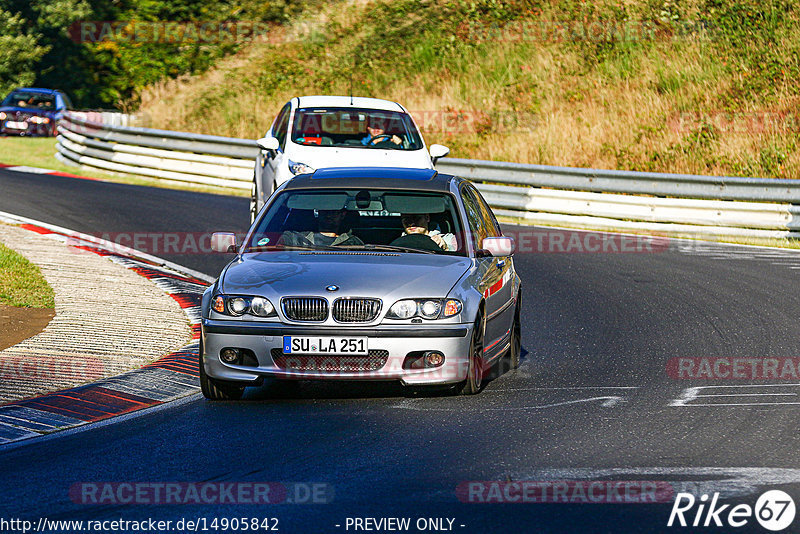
282 336 368 355
5 121 27 130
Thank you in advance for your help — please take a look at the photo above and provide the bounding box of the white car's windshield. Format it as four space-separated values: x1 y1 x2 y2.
291 108 423 150
247 189 465 255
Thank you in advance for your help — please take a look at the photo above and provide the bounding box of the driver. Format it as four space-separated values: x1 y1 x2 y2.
279 208 364 247
400 213 457 251
361 118 402 147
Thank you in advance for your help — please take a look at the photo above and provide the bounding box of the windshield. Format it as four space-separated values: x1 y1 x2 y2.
2 91 55 110
247 189 465 255
290 107 423 150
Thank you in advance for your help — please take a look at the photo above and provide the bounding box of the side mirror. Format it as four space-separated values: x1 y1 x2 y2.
429 144 450 164
211 232 238 253
481 236 515 257
256 136 280 151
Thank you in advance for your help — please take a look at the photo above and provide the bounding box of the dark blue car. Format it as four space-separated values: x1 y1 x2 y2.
0 88 72 137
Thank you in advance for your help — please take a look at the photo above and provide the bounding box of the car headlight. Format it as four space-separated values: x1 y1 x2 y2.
212 295 277 317
288 159 315 175
250 296 275 317
0 112 6 120
29 116 50 124
386 299 461 320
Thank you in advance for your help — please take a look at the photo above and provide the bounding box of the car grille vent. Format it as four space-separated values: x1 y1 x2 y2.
281 297 328 321
272 349 389 372
332 298 381 322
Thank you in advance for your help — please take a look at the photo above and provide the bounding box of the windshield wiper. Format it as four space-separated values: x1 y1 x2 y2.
341 244 438 254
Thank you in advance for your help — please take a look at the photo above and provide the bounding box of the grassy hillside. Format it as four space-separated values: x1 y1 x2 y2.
137 0 800 179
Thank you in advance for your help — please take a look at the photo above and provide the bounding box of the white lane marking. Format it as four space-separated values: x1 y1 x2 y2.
393 387 635 411
6 165 56 174
695 393 797 397
394 396 624 412
671 384 800 407
498 468 800 499
487 386 638 393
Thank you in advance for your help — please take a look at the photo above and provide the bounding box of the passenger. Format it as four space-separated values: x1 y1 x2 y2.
279 208 364 247
399 213 457 251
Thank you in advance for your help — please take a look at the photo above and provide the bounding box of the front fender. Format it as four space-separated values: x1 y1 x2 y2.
447 261 484 322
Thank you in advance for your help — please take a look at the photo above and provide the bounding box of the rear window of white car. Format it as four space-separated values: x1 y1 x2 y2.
291 108 423 150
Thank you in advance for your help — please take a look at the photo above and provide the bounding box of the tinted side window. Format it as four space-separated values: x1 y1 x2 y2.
60 93 73 110
272 103 291 149
469 186 501 238
460 186 487 249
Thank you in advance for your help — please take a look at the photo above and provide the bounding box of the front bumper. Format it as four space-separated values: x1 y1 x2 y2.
0 122 53 136
201 319 472 386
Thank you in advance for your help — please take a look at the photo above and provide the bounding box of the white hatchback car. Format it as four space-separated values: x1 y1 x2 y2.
250 95 450 222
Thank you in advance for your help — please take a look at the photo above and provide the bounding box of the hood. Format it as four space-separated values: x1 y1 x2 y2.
289 144 433 170
221 251 471 300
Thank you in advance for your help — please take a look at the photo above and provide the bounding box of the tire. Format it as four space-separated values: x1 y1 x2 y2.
459 314 486 395
199 338 245 400
508 293 521 371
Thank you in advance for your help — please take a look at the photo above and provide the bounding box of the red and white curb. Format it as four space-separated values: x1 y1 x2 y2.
0 211 212 445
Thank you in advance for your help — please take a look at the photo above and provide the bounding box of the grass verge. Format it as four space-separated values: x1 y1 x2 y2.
0 240 55 308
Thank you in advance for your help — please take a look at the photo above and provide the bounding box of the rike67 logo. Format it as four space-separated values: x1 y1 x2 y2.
668 490 796 531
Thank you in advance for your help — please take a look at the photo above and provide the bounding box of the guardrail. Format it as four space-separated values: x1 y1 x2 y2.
56 112 257 189
436 159 800 239
55 112 799 239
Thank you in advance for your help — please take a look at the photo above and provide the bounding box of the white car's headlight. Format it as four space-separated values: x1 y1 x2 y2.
386 299 461 320
0 112 6 120
288 159 315 175
212 295 277 317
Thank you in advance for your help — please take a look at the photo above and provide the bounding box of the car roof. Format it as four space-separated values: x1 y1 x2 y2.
12 88 60 95
284 167 459 192
295 96 405 113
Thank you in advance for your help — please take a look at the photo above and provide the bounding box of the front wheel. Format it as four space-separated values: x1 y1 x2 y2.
199 338 245 400
458 314 486 395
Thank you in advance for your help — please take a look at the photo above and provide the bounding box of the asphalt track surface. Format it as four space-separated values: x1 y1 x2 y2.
2 169 800 533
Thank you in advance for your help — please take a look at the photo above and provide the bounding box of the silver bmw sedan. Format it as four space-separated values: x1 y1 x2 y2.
201 167 521 399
